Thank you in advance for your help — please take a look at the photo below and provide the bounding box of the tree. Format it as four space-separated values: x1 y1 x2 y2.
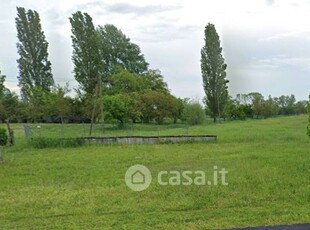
142 69 169 93
43 84 72 125
106 68 169 96
277 95 296 115
295 100 307 115
69 11 102 94
97 24 149 77
107 68 143 95
248 92 265 119
15 7 54 101
182 101 205 125
103 94 139 126
70 11 103 135
138 91 178 124
0 70 20 122
0 128 8 162
201 23 229 122
0 69 5 96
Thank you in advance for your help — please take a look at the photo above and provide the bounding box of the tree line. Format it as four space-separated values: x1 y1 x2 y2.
0 7 309 132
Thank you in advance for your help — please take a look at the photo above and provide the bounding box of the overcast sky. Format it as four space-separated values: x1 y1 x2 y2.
0 0 309 101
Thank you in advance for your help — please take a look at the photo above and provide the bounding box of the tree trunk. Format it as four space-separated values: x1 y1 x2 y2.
60 115 65 137
6 120 14 146
0 146 3 163
99 75 104 134
89 86 98 136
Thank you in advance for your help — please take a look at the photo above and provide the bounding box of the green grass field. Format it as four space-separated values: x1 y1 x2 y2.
0 116 309 229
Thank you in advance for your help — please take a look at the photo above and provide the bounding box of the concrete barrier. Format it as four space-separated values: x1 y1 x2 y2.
81 135 217 144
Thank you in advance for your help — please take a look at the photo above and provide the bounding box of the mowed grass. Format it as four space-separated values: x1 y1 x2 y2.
0 116 309 229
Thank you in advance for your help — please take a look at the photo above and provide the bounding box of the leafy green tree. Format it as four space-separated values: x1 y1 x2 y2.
69 11 102 94
248 92 265 119
142 69 169 93
97 24 149 77
103 94 139 126
201 23 229 122
261 95 280 118
15 7 54 101
70 11 104 135
0 128 8 146
22 87 46 122
107 68 169 95
43 84 72 124
0 69 5 96
170 97 185 123
223 95 254 120
107 68 143 95
0 71 20 122
182 101 205 125
295 100 307 115
138 91 178 124
0 91 20 122
277 95 296 115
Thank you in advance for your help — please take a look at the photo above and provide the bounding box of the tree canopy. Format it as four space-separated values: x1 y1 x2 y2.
69 11 102 94
201 23 229 122
15 7 54 101
97 24 149 78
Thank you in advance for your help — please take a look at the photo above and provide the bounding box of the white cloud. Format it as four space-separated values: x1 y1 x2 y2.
0 0 309 100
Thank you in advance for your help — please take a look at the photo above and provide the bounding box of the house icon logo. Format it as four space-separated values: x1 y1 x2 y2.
131 170 145 184
125 165 152 191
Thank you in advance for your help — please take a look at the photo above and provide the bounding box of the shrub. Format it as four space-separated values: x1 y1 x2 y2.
0 128 8 146
29 137 84 149
182 101 205 125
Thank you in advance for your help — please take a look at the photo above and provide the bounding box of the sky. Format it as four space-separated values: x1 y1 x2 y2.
0 0 309 101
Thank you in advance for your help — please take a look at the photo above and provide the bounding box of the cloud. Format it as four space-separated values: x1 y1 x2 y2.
256 57 310 70
135 24 200 42
74 1 182 16
259 31 310 42
43 9 67 27
266 0 276 5
106 3 182 15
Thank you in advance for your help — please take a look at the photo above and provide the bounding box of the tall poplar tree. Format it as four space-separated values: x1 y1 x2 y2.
69 11 103 135
69 11 101 94
15 7 54 101
201 23 229 122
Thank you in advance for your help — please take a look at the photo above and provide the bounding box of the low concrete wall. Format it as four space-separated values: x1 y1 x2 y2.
81 135 217 144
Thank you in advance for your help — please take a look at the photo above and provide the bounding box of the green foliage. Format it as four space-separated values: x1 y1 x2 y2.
15 7 54 101
139 91 180 124
43 85 72 123
29 137 84 149
103 94 131 124
107 69 143 95
201 23 229 122
69 11 102 94
141 69 169 94
0 71 20 122
182 101 205 125
97 24 149 76
277 94 296 115
0 128 8 146
107 68 169 95
0 69 5 95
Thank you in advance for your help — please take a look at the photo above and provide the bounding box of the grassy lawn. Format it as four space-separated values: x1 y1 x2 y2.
0 116 309 229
